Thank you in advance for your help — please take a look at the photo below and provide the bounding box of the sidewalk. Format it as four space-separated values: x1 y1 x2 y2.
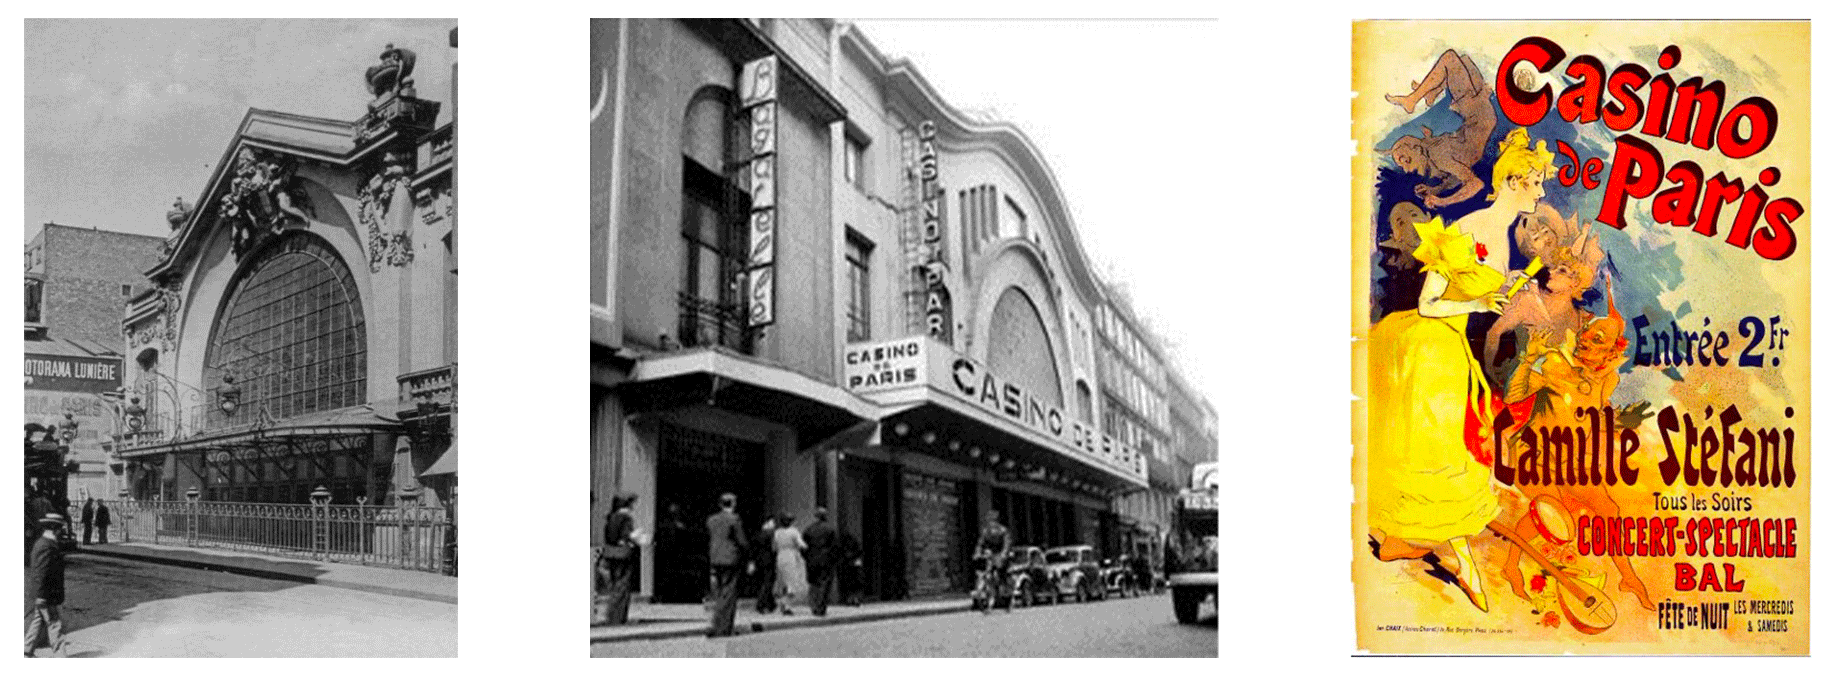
591 597 971 643
76 542 457 605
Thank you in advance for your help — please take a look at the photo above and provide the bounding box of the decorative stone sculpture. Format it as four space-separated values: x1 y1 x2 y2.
166 197 192 231
365 43 418 100
218 147 313 259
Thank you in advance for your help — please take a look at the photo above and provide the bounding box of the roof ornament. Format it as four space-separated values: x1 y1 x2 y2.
165 197 193 231
365 43 418 101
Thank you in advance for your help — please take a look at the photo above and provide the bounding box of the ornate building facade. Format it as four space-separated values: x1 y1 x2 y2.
592 18 1210 603
112 41 457 511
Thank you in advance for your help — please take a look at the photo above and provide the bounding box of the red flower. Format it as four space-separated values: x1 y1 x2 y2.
1475 243 1490 260
1530 575 1547 593
1542 611 1561 628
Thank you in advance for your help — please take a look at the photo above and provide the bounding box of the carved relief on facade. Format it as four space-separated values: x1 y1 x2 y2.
358 150 416 271
218 147 314 259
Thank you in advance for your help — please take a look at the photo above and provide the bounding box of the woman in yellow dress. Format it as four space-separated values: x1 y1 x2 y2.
1368 128 1554 612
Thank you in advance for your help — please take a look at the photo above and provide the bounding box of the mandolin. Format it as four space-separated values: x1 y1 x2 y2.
1489 518 1617 634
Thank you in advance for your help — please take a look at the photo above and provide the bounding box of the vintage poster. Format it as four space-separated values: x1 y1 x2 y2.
1351 21 1809 654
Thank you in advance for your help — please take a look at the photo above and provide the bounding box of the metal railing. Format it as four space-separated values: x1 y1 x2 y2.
100 498 454 576
676 292 753 353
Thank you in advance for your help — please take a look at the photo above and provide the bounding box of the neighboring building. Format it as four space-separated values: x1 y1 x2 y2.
111 40 457 513
25 224 167 501
591 18 1205 603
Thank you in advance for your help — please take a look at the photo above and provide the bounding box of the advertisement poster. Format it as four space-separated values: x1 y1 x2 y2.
1351 21 1809 654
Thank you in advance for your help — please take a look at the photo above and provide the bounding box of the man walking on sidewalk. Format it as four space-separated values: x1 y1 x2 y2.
704 493 747 637
803 507 836 617
752 516 778 614
25 513 68 658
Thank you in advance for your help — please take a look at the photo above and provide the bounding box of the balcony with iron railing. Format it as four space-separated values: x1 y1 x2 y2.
675 292 754 354
398 363 456 412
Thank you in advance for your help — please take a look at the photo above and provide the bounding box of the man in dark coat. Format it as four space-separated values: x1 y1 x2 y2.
93 502 111 545
80 499 93 546
802 507 837 616
751 516 778 614
25 513 67 657
703 493 747 637
838 531 864 606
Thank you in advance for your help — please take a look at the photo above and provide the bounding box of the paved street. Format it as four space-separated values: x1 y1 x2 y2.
48 552 456 657
593 594 1216 657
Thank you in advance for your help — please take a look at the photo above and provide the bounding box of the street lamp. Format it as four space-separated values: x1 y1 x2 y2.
217 375 242 416
58 413 78 445
123 396 146 432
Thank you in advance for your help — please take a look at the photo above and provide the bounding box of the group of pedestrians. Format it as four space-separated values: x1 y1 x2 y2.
596 491 867 638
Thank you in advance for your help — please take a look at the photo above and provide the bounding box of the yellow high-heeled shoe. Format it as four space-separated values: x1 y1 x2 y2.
1448 537 1489 612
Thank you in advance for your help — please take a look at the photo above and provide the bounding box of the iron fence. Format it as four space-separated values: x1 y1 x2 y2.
100 499 454 575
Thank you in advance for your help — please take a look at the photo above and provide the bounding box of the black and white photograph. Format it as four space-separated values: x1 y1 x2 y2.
589 18 1219 658
24 18 458 657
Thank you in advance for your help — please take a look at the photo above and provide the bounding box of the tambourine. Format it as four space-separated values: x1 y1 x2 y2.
1530 495 1575 544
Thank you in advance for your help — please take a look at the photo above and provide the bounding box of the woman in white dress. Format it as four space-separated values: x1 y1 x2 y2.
773 512 809 614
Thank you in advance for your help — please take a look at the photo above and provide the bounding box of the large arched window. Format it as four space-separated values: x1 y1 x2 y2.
205 232 366 426
986 287 1063 408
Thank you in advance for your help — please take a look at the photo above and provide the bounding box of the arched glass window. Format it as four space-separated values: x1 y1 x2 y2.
205 233 366 427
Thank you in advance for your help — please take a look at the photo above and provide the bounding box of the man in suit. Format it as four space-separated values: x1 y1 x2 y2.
704 493 747 637
751 516 778 614
25 512 67 658
803 507 837 617
93 502 110 545
79 499 93 546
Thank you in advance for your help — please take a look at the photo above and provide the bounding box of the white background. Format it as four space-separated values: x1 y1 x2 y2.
2 1 1833 671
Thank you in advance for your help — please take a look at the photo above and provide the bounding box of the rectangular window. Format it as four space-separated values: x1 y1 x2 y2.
845 230 873 342
844 136 865 189
25 278 43 324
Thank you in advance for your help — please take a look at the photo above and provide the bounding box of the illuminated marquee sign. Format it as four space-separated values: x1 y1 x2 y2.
843 337 1143 480
740 55 778 328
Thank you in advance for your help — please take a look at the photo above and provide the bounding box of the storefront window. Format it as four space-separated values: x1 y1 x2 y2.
205 233 367 426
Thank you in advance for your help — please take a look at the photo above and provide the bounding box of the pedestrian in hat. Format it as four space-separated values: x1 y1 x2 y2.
25 512 68 657
80 498 93 546
600 493 641 626
94 502 111 545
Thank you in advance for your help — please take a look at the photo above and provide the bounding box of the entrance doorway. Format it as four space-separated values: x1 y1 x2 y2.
840 456 904 601
653 423 767 603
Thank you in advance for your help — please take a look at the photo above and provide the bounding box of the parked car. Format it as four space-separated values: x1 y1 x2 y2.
1004 546 1059 608
1101 555 1141 598
1044 545 1106 603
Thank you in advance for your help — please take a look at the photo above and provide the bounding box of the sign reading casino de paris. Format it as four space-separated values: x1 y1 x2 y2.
844 337 1144 479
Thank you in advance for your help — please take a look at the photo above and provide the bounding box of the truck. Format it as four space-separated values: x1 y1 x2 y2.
1168 462 1218 624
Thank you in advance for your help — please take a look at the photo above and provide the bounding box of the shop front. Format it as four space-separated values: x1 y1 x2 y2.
608 347 881 601
840 336 1149 599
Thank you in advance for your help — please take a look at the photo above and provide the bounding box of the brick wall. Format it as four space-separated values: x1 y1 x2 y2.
37 225 165 347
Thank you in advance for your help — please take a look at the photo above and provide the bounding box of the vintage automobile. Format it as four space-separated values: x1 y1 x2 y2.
1169 464 1219 624
1044 545 1107 603
1004 546 1059 608
1101 555 1141 598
